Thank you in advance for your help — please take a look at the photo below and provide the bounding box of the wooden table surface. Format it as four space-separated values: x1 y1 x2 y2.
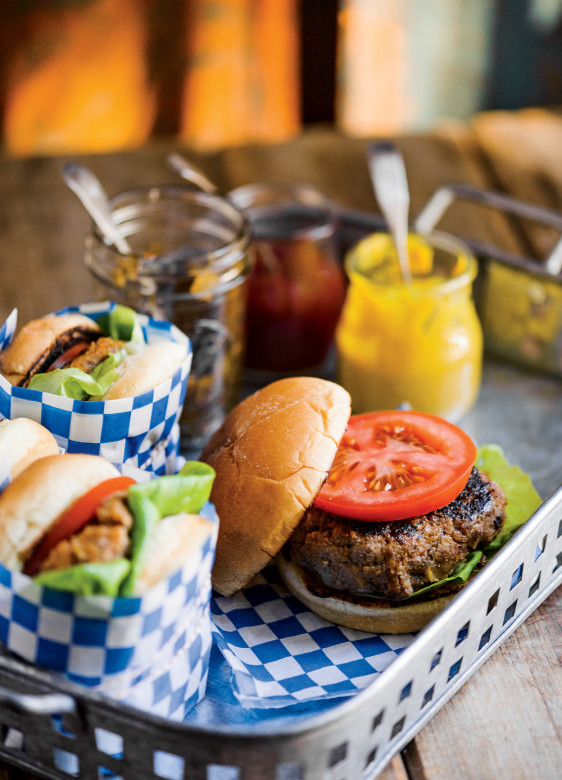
0 107 560 780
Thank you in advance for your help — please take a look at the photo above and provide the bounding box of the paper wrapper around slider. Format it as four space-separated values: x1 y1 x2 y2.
0 302 192 476
0 500 218 720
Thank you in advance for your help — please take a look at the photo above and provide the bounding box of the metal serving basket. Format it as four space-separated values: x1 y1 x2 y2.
0 487 559 780
0 201 561 780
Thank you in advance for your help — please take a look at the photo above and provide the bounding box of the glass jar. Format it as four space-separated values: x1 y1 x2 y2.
84 185 251 453
228 182 347 381
336 231 483 422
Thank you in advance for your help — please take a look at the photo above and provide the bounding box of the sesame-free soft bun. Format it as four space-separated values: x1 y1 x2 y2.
0 454 119 570
0 418 60 478
277 554 454 634
97 341 188 400
133 512 214 595
201 377 351 596
0 314 101 386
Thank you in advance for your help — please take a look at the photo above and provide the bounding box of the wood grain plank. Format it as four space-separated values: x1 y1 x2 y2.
471 108 562 261
376 754 411 780
402 591 562 780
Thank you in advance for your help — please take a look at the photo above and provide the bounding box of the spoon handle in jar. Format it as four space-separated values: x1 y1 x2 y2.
167 153 219 195
368 142 412 284
62 163 133 256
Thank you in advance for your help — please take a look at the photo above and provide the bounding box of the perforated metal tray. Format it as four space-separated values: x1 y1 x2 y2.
0 207 560 780
0 480 559 780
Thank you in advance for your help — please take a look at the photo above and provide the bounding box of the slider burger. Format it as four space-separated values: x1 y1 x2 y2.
0 454 215 596
0 305 187 400
0 417 59 478
202 377 517 633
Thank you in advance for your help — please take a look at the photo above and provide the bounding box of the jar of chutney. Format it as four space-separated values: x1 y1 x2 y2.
84 184 252 454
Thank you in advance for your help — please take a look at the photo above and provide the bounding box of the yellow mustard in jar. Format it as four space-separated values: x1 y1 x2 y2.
336 232 483 422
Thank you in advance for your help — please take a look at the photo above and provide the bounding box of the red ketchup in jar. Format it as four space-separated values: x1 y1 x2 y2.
245 234 347 372
228 184 347 377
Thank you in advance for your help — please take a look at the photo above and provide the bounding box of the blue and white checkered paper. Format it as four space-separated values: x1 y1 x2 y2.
0 501 218 720
0 302 192 476
211 566 415 709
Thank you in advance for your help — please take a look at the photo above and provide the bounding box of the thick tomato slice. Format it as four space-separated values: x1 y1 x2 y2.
48 341 90 371
25 476 135 576
313 410 476 522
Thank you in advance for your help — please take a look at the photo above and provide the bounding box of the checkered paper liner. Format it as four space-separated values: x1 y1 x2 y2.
0 302 192 476
0 502 218 720
98 599 214 721
211 566 416 709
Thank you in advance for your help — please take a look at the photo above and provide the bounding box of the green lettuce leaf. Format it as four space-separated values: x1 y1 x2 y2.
476 444 542 555
89 348 128 390
119 461 216 596
34 559 131 596
28 367 105 399
27 349 127 400
97 304 145 345
404 550 483 599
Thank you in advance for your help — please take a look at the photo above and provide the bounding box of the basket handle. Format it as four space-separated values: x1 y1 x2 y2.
414 182 562 275
0 685 75 715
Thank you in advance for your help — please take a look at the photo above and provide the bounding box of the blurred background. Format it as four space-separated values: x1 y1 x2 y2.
0 0 560 158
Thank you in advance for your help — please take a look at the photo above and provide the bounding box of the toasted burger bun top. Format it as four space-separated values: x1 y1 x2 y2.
277 554 453 634
0 418 60 478
98 341 188 400
0 454 120 570
134 512 214 595
201 377 351 596
0 314 101 386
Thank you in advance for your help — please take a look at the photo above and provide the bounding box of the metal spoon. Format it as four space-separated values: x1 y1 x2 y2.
367 141 412 284
62 162 133 255
167 152 219 195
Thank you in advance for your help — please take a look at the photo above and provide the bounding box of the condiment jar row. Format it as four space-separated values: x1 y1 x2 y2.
84 181 483 455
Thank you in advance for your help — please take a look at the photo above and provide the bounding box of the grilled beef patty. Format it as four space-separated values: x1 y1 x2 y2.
289 468 506 601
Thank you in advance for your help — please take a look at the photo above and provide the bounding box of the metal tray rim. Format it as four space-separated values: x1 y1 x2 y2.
0 485 559 742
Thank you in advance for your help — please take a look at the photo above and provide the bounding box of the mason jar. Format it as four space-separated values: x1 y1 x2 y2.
84 185 252 453
228 182 347 382
336 231 483 422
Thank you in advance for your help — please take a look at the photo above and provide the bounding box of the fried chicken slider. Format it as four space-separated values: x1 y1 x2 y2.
0 306 187 401
0 454 215 596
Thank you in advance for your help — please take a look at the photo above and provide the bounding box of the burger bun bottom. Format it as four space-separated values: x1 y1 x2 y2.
277 554 455 635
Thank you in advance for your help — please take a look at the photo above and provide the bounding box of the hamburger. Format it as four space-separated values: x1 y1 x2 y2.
0 417 59 478
0 453 215 596
0 305 188 401
202 377 539 633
